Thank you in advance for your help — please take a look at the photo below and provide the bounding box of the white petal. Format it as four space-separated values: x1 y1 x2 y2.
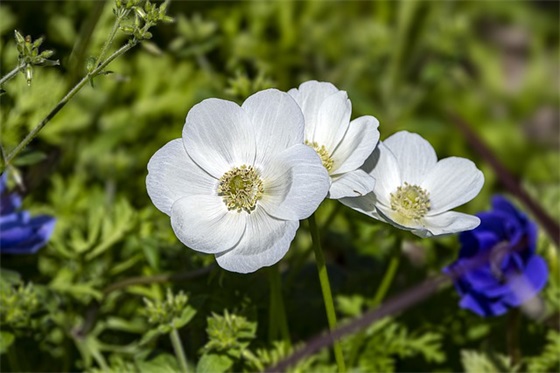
413 211 481 237
215 208 298 273
368 142 401 207
182 98 255 178
288 81 339 141
331 115 380 175
170 195 247 254
312 91 351 153
421 157 484 214
339 192 381 220
328 170 375 200
147 139 216 215
260 144 330 220
383 131 437 185
241 89 305 166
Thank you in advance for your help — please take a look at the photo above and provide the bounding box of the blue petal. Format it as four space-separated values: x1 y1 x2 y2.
0 215 56 254
502 255 548 306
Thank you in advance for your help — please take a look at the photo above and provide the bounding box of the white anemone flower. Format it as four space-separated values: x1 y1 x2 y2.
288 81 379 199
146 89 330 273
341 131 484 237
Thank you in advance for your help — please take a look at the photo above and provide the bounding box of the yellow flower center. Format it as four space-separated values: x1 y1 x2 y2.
305 140 334 172
217 165 264 213
390 182 430 223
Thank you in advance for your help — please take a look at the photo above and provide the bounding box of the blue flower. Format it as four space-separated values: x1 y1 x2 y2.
444 196 548 317
0 173 56 254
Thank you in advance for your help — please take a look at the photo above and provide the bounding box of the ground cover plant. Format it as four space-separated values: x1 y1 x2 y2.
0 1 559 372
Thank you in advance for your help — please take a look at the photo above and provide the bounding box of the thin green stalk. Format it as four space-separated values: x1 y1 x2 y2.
0 63 25 87
308 214 346 373
170 328 189 373
371 255 400 307
2 41 137 172
268 264 292 347
94 10 128 69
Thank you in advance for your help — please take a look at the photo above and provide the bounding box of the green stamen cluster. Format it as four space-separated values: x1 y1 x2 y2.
305 140 334 172
390 182 430 221
218 165 264 213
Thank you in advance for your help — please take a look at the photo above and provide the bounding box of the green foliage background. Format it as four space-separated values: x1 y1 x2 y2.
0 1 558 372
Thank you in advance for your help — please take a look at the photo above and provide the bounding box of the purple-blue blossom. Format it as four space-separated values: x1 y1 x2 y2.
444 196 548 317
0 174 55 254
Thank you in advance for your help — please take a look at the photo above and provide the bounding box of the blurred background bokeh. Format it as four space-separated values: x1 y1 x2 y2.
0 1 558 372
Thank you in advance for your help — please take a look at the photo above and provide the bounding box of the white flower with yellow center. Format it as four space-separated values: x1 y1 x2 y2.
146 89 330 273
288 81 379 199
341 131 485 237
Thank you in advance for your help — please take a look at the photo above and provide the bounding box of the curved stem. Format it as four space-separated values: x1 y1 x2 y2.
0 64 25 87
371 255 400 306
2 41 137 172
170 328 189 373
308 214 346 372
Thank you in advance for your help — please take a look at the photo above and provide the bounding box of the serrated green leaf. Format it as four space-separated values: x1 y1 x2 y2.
173 306 197 330
196 353 233 373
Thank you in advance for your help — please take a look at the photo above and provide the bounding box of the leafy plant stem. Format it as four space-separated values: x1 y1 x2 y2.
372 255 401 306
268 264 292 347
170 327 189 373
0 63 25 87
308 213 346 373
94 11 128 69
2 41 137 173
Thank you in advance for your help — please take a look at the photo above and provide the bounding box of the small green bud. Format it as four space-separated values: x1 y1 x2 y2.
25 65 33 86
120 25 135 35
143 31 152 39
14 30 25 44
39 50 54 59
86 56 96 72
134 7 146 20
32 36 44 49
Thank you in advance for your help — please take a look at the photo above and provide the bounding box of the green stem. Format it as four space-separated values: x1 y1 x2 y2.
308 214 346 373
94 11 127 69
2 40 137 172
268 264 292 347
0 63 25 87
371 255 400 307
170 328 189 373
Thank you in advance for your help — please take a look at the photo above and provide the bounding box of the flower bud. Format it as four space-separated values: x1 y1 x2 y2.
14 30 25 45
25 65 33 86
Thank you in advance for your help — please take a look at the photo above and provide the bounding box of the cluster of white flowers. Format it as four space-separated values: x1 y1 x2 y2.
147 81 484 273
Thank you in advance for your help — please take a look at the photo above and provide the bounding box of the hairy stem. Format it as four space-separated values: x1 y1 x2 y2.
308 214 346 372
0 64 25 87
2 41 137 173
170 328 189 373
94 10 128 69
